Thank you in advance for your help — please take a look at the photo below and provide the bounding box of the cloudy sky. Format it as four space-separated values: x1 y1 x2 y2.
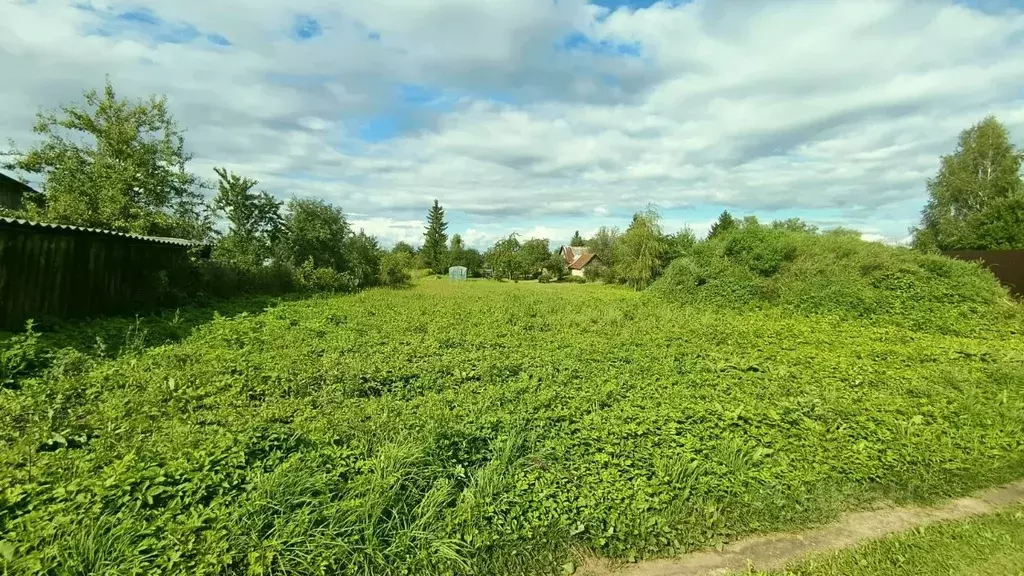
2 0 1023 248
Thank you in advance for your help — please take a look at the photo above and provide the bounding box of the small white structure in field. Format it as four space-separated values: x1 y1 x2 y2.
448 265 467 281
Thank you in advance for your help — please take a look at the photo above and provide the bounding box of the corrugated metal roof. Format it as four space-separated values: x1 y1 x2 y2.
560 245 592 264
0 216 200 247
569 252 598 270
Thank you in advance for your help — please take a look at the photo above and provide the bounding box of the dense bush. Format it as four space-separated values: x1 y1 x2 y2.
650 224 1022 336
187 259 298 300
583 264 604 282
379 252 413 287
294 257 358 294
0 322 39 387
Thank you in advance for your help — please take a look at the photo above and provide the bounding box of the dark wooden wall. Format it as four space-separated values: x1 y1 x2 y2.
944 250 1024 297
0 222 191 330
0 173 28 210
0 189 21 211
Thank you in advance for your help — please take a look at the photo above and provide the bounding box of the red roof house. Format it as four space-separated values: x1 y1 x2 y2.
559 245 602 277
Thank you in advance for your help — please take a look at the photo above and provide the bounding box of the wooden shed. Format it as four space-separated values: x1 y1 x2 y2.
0 217 202 330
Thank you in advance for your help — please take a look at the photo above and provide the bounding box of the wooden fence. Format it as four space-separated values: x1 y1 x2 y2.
0 218 196 330
943 250 1024 297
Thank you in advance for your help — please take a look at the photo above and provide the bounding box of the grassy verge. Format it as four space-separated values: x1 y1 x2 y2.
1 279 1023 574
759 505 1024 576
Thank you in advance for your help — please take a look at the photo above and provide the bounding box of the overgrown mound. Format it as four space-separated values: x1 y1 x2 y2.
650 225 1021 335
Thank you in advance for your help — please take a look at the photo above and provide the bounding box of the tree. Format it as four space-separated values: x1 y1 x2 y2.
519 238 551 278
912 116 1024 251
380 251 413 287
570 230 585 246
461 248 485 277
615 207 670 290
771 218 818 234
544 252 569 280
391 241 416 257
707 210 737 240
486 233 524 280
587 226 620 280
279 198 350 272
346 229 384 288
422 199 449 274
664 227 697 263
4 77 209 239
447 233 467 271
210 167 283 267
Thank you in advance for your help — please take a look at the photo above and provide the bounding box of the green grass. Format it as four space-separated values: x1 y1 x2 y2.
1 278 1023 575
758 505 1024 576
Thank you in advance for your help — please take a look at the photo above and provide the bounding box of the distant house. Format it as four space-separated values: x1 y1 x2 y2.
0 172 35 210
559 245 602 277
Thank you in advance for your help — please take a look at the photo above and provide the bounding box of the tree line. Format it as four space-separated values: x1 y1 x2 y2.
463 115 1024 289
3 78 1021 297
1 79 414 295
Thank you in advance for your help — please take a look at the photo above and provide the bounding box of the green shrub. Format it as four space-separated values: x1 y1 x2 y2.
537 271 554 284
0 321 39 388
563 275 586 284
295 258 357 294
544 255 569 281
188 259 297 300
380 253 413 288
583 264 604 282
650 224 1022 336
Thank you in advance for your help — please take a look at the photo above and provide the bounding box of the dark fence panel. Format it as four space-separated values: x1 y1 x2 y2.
0 223 192 330
944 250 1024 297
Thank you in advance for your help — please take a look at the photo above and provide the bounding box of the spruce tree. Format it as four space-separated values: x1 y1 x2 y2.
708 210 737 239
570 230 585 246
422 199 449 274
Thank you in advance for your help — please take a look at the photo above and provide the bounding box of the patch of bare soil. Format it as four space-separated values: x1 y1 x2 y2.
577 480 1024 576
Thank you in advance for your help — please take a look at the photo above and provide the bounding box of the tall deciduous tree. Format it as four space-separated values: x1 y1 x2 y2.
615 207 669 290
570 230 585 246
707 210 737 240
4 77 210 239
486 233 524 280
519 238 551 278
210 167 283 267
912 116 1024 251
346 229 384 288
279 198 351 272
422 199 449 274
587 226 620 274
448 233 467 270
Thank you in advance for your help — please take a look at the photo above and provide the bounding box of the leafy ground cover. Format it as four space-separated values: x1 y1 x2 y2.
759 504 1024 576
651 225 1022 337
1 278 1023 575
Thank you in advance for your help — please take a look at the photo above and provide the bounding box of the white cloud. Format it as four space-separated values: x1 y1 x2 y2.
2 0 1023 242
349 217 424 247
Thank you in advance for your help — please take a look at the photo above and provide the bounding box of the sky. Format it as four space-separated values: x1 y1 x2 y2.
2 0 1024 249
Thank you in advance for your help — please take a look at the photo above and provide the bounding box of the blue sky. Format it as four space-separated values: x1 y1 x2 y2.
2 0 1024 248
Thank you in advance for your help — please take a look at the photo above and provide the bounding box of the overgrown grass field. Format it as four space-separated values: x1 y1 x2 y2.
2 277 1023 574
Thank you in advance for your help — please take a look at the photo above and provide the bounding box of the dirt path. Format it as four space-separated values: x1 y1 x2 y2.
578 480 1024 576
